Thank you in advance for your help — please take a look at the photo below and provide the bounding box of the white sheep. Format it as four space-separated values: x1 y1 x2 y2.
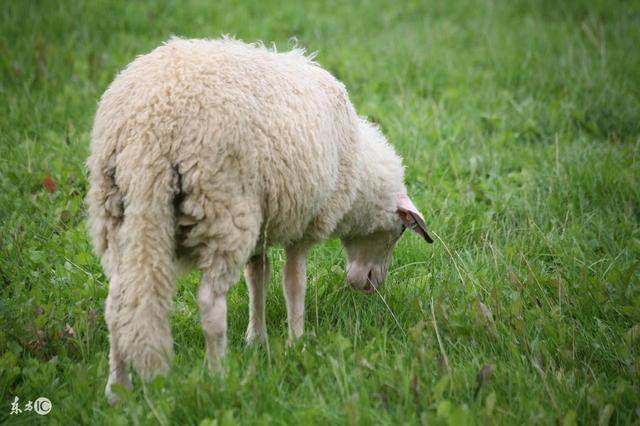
86 37 433 403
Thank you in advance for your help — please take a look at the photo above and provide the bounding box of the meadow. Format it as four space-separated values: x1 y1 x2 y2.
1 0 639 423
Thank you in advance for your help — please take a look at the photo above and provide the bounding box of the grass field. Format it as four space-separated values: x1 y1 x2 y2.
1 0 639 424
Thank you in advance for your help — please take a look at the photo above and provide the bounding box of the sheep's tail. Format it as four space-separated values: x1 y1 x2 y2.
114 161 179 380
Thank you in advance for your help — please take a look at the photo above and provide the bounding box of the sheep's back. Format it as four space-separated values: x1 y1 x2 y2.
90 37 360 248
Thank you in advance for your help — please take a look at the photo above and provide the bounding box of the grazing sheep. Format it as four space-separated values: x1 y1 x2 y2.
87 37 433 403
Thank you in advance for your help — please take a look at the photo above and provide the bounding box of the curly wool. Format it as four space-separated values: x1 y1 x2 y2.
87 37 406 380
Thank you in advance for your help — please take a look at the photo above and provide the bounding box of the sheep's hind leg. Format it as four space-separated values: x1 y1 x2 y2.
105 329 132 405
104 259 132 404
244 253 270 343
198 272 230 372
283 244 310 341
195 200 261 371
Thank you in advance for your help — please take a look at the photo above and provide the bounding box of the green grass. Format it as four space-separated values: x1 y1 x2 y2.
1 0 639 423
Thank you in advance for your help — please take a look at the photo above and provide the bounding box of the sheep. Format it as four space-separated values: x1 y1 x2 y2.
86 37 433 403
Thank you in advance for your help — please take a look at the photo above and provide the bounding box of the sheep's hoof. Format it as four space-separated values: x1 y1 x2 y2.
245 329 268 346
286 332 304 348
105 375 133 405
207 358 226 375
105 387 121 406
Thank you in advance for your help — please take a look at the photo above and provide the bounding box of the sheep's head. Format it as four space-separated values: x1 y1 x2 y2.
342 193 433 293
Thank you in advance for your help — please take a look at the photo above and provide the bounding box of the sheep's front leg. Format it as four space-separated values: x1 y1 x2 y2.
244 253 270 343
198 273 229 372
283 245 309 340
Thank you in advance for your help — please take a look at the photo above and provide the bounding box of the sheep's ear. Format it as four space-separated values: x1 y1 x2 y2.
396 193 434 243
